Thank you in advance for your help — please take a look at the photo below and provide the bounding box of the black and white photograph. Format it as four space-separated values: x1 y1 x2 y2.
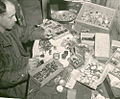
0 0 120 99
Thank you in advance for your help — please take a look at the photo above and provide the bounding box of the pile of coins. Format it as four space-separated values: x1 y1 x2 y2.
33 60 58 82
81 9 112 28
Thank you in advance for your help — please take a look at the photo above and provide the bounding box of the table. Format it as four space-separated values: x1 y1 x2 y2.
27 19 114 99
27 21 92 99
26 0 120 99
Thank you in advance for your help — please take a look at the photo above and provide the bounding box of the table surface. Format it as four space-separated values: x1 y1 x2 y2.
27 20 115 99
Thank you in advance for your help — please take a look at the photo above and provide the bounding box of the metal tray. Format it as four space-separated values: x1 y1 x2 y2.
51 10 77 23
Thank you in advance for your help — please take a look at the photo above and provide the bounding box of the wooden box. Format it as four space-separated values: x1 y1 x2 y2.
74 2 116 33
29 59 63 87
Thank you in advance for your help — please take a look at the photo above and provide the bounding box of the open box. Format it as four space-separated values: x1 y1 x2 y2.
40 19 70 40
74 2 116 33
77 57 109 89
103 45 120 99
106 48 120 80
29 59 64 87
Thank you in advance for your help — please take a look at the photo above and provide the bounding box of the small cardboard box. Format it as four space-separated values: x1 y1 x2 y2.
81 33 95 46
106 48 120 80
77 57 109 89
74 2 116 33
29 59 63 87
112 40 120 53
95 33 110 61
40 20 70 40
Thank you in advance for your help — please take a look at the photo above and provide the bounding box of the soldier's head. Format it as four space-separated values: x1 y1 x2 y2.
0 0 16 32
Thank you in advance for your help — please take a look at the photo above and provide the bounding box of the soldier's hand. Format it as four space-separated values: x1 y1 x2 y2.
28 58 39 70
31 26 52 40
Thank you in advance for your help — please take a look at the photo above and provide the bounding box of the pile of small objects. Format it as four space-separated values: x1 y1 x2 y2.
107 48 120 80
68 55 84 69
39 39 53 51
111 68 120 79
51 11 76 22
77 58 104 89
33 60 58 82
41 20 70 39
81 9 112 28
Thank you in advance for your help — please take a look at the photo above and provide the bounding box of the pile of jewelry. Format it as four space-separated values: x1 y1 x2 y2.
77 58 105 89
81 9 112 28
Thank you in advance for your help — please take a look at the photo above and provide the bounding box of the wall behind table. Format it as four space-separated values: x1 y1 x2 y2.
18 0 43 25
105 0 120 41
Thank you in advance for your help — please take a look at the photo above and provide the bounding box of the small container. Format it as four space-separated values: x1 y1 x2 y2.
56 85 64 93
74 2 116 33
56 85 67 93
59 79 66 86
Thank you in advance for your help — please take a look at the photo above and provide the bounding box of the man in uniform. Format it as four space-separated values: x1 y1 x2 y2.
0 0 50 98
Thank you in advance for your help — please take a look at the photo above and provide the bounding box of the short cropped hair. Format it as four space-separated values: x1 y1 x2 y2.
0 0 6 14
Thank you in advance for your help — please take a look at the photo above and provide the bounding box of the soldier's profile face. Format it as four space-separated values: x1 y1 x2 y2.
0 1 16 30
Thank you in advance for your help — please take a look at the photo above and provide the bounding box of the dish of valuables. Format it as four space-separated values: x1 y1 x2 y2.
51 10 77 22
